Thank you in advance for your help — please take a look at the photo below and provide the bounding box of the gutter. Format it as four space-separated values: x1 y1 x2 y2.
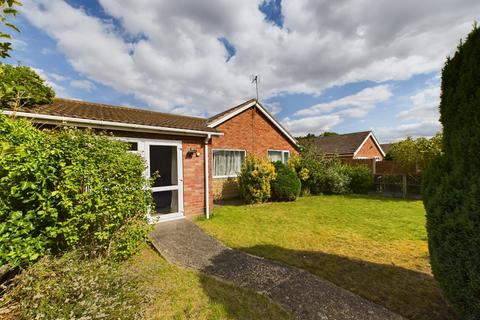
2 110 223 138
204 133 211 219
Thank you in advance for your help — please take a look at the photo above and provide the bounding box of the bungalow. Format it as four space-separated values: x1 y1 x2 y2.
4 98 298 222
309 131 385 160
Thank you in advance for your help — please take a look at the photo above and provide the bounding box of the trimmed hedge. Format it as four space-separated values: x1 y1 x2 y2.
271 162 301 201
422 25 480 319
0 115 151 266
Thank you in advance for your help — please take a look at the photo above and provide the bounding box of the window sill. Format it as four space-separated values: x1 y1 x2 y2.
213 175 239 179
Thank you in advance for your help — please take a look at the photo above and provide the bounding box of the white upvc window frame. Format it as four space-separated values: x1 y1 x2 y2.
212 148 246 179
116 137 143 154
267 149 290 164
113 137 184 224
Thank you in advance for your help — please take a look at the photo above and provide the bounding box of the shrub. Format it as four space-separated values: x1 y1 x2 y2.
271 162 301 201
288 152 352 195
3 251 147 319
388 133 443 172
0 64 55 109
238 155 276 204
346 165 373 193
317 161 351 194
0 115 151 266
423 25 480 319
289 151 323 195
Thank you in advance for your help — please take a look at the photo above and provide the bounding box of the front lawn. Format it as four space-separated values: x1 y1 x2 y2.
2 245 291 320
196 195 457 320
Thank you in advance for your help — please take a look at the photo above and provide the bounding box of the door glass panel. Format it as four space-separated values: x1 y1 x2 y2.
152 190 178 214
149 145 178 187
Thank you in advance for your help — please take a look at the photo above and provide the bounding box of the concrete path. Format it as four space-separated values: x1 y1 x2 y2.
149 219 404 320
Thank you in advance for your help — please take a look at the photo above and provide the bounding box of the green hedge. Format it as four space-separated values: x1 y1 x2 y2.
271 162 301 201
345 165 373 193
423 25 480 319
0 115 151 266
288 153 373 195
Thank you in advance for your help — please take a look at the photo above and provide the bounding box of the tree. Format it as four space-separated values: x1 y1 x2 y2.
320 131 338 137
0 0 22 58
423 24 480 319
0 63 55 109
387 133 442 172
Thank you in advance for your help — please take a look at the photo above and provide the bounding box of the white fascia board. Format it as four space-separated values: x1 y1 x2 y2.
208 101 298 147
207 101 256 128
3 111 223 137
353 132 386 157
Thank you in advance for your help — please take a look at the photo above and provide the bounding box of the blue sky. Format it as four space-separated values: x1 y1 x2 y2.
6 0 479 142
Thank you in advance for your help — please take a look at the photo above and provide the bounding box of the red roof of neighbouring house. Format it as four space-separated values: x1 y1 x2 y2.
312 131 384 156
380 143 393 154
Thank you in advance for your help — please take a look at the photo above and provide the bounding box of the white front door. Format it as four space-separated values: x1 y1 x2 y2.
145 140 184 222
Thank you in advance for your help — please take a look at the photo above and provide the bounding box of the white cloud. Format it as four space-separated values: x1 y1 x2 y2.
375 121 442 142
397 86 440 121
22 0 479 116
264 101 282 115
70 79 96 92
32 67 69 97
49 73 69 82
282 114 343 136
295 85 392 117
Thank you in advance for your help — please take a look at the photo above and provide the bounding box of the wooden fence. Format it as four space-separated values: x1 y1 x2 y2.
340 159 422 199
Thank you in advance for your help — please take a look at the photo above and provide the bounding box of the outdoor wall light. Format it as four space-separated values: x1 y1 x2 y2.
188 148 200 157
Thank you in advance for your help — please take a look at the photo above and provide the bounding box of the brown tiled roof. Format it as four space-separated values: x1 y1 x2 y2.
18 98 218 133
380 143 393 154
207 98 256 125
313 131 371 155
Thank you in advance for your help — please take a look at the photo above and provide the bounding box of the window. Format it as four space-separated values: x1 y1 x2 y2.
213 150 246 178
268 150 290 164
127 142 138 151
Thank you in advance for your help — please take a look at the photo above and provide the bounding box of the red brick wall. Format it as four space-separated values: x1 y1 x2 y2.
354 136 384 160
210 107 298 199
211 107 297 158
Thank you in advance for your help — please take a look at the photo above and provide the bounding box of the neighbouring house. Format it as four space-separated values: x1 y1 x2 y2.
310 131 385 160
3 98 298 222
380 143 393 155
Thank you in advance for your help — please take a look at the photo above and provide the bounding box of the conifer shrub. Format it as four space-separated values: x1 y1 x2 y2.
271 161 301 201
422 25 480 319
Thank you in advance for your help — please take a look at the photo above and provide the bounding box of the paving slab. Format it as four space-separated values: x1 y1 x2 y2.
149 218 405 320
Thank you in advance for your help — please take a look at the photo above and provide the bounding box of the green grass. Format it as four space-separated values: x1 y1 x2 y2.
1 245 292 320
196 195 458 320
127 246 292 319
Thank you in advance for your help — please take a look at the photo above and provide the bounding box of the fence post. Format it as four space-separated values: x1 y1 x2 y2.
402 174 407 199
372 158 377 175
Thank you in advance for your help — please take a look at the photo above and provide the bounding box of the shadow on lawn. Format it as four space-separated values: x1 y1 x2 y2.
235 245 458 320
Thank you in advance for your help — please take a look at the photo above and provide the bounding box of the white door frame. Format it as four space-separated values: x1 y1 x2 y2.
116 137 184 223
